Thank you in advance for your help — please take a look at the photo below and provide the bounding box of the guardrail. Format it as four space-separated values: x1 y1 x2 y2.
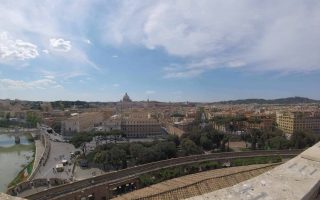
24 149 301 200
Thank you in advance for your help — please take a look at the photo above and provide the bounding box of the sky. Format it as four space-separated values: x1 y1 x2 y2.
0 0 320 102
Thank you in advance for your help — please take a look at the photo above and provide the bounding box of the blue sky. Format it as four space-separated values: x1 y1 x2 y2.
0 0 320 102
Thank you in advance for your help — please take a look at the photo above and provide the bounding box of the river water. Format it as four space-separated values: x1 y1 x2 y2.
0 133 34 192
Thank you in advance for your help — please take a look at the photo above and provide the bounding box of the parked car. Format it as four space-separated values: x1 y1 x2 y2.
79 160 88 168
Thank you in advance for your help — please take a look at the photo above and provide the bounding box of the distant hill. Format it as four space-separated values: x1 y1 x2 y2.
215 97 320 105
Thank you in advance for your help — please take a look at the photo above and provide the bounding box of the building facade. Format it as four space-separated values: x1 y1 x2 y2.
276 111 320 134
121 118 163 138
61 112 105 137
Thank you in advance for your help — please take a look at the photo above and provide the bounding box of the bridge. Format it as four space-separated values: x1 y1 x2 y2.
0 128 39 144
0 128 39 135
18 149 301 200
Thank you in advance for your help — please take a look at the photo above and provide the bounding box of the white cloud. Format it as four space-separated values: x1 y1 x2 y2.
42 49 49 54
85 39 92 45
164 68 203 78
103 0 320 76
49 38 72 52
146 90 155 94
113 83 120 87
43 75 55 79
0 78 62 90
0 32 39 61
112 55 119 58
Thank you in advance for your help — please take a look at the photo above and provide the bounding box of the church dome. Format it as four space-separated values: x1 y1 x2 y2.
122 93 132 102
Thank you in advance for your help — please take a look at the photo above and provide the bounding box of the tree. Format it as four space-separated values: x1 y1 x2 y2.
221 134 230 151
207 130 224 150
51 121 61 133
167 134 180 146
248 128 263 150
5 112 10 121
200 135 212 150
290 130 317 149
108 146 127 169
26 112 42 127
70 133 93 156
267 136 290 150
181 138 203 156
155 141 177 159
93 150 107 169
129 143 145 160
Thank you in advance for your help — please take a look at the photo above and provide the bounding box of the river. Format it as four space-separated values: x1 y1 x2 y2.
0 133 34 192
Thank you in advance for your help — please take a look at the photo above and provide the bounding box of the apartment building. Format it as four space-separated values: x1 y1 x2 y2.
243 115 275 131
276 111 320 134
121 117 163 138
100 112 164 138
61 112 106 137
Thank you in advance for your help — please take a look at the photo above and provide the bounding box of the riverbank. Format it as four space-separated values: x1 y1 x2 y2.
7 134 36 188
0 144 34 153
0 133 35 192
8 158 34 188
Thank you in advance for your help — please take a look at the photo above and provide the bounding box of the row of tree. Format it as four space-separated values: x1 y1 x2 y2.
241 128 318 150
87 141 178 170
181 125 229 153
0 112 41 128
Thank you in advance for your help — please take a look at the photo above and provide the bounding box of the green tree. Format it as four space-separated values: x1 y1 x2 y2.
155 141 177 159
267 136 290 150
70 133 93 155
167 134 180 146
93 150 107 169
26 112 42 127
248 128 263 150
108 146 127 169
5 112 10 121
207 130 224 150
290 130 317 149
51 121 61 133
200 135 212 150
181 138 203 155
129 143 145 160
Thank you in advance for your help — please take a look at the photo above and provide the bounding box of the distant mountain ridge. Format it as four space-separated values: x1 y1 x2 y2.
1 96 319 105
215 97 319 104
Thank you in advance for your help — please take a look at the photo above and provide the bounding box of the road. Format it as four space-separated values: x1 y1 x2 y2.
32 128 76 181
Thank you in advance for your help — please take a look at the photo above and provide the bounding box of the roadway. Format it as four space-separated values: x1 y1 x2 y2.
32 128 76 181
24 149 301 200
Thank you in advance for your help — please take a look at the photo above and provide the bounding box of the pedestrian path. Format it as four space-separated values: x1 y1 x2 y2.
30 140 45 178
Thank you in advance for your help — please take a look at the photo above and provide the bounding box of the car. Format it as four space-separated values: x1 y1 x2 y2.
74 150 81 155
79 160 88 168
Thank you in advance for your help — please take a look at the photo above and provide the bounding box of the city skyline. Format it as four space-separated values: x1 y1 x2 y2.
1 0 320 102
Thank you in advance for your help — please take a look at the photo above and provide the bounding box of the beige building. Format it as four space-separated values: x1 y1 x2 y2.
101 115 122 132
101 112 164 138
276 111 320 134
121 117 163 138
61 112 106 137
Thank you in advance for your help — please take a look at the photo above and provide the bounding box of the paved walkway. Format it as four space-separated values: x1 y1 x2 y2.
29 140 45 178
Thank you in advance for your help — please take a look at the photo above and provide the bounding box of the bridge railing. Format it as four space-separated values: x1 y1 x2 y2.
0 128 38 133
